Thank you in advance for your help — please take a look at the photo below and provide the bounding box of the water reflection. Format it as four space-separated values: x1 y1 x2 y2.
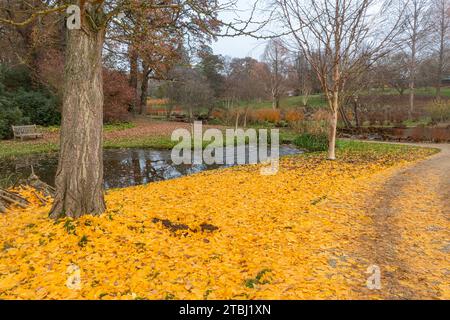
0 145 301 189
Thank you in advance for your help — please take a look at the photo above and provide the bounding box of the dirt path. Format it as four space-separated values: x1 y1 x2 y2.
360 142 450 299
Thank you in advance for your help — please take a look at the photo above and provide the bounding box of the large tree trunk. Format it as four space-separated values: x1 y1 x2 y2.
49 26 106 219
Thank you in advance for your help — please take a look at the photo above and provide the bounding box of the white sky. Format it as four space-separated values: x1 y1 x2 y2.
212 36 267 59
211 0 273 59
211 0 389 59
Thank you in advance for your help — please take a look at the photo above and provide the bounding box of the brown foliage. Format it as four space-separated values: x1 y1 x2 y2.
285 110 305 123
103 69 135 123
250 109 281 123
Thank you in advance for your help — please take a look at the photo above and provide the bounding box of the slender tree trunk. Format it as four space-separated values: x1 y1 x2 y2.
49 26 106 219
166 104 174 119
437 45 444 100
272 91 277 110
409 70 415 119
243 106 250 128
436 3 446 100
129 46 139 112
140 64 150 115
189 106 193 121
328 92 339 160
353 99 360 128
339 105 352 128
409 13 418 120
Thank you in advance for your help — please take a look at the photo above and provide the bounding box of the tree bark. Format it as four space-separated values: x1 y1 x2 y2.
436 1 446 100
49 25 106 219
353 99 360 128
140 63 150 115
339 105 352 129
328 92 339 160
409 7 418 120
129 46 139 112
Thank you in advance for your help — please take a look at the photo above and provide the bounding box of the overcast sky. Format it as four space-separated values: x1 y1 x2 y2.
212 36 267 59
211 0 273 59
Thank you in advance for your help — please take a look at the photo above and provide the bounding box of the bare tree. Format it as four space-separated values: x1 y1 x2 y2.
167 66 214 121
278 0 403 159
263 38 289 109
401 0 432 118
431 0 450 99
292 52 315 107
371 52 409 94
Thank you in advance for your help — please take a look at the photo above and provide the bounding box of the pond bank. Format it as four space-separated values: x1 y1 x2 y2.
340 126 450 143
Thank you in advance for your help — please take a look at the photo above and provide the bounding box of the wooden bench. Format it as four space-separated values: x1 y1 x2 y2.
12 125 43 140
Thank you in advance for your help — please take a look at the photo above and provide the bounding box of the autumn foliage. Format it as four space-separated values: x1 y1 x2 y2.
250 109 282 123
103 69 135 123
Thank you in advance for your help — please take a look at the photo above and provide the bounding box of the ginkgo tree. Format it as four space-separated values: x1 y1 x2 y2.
0 0 266 219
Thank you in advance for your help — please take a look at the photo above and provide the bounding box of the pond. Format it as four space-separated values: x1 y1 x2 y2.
0 145 302 189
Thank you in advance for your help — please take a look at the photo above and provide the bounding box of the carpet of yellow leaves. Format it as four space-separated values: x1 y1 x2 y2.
0 147 438 300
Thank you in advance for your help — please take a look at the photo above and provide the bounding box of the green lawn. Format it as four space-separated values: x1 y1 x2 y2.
367 87 450 97
0 137 175 160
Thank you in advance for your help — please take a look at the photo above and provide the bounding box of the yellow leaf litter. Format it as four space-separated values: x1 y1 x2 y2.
0 147 444 300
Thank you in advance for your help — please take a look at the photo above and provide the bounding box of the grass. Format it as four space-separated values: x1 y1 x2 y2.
293 133 329 151
368 87 450 97
104 136 176 150
335 139 440 156
104 122 135 132
42 122 136 134
0 173 16 188
0 142 59 159
0 138 175 160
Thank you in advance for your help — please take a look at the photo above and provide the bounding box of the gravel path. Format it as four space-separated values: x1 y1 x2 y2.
360 142 450 299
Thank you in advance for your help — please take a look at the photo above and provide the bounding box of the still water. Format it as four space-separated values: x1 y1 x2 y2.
0 145 301 189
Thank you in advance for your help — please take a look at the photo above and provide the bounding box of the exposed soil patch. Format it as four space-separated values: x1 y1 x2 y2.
152 217 219 235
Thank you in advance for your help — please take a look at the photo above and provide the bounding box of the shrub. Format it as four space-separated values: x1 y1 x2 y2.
251 109 281 123
293 133 329 152
0 83 27 139
12 89 60 126
293 109 330 135
0 105 25 139
312 109 331 122
0 64 61 134
103 69 134 123
1 65 33 91
427 100 450 123
285 109 304 122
